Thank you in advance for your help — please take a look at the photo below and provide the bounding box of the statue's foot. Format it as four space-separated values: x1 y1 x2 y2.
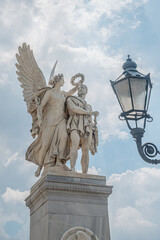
35 166 42 177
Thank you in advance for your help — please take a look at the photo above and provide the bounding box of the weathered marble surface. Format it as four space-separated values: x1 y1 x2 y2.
26 171 112 240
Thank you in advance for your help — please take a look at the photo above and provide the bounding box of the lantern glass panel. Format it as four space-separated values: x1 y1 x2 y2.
114 78 132 112
146 81 152 110
130 78 147 111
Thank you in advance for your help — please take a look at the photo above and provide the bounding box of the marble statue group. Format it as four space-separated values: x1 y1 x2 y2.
16 43 99 177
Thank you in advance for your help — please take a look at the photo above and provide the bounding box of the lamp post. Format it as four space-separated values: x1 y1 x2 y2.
110 55 160 164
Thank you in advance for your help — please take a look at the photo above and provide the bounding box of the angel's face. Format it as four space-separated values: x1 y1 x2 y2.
55 77 64 87
59 77 64 86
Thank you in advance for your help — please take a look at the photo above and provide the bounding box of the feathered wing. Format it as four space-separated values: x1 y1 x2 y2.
15 42 49 138
16 42 46 104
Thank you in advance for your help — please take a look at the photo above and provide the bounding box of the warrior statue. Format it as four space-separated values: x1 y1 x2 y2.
67 74 99 173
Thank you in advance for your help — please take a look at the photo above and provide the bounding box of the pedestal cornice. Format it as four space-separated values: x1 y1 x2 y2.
26 170 112 209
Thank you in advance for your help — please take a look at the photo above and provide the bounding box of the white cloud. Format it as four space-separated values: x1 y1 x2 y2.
0 73 9 86
77 166 101 175
130 20 142 29
98 104 129 141
2 188 29 204
4 152 19 167
88 166 101 175
107 168 160 240
0 49 15 65
115 206 155 229
0 196 29 240
0 137 13 173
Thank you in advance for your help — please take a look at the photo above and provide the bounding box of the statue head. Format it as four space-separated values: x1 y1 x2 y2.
49 74 64 87
78 84 88 97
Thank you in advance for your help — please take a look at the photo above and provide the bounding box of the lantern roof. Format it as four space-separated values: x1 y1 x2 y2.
123 55 137 71
113 55 146 82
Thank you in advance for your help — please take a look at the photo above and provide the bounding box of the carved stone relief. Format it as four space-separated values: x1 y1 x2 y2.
60 226 99 240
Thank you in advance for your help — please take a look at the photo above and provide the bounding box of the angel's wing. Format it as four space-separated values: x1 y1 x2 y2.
16 43 48 138
15 42 47 107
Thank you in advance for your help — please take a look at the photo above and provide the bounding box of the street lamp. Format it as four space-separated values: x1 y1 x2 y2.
110 55 160 164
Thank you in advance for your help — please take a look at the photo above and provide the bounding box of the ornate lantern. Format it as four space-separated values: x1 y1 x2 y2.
110 56 160 164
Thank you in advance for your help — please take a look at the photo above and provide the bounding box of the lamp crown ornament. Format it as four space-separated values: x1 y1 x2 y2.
122 55 137 71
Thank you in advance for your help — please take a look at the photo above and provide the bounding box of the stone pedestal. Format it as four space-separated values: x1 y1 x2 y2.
25 170 112 240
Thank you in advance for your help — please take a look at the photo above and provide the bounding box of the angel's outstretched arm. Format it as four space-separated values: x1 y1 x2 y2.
63 85 80 97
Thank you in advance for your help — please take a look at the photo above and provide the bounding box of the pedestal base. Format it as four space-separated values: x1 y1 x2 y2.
25 170 112 240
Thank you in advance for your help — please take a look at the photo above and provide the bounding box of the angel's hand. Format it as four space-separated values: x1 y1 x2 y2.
76 80 82 89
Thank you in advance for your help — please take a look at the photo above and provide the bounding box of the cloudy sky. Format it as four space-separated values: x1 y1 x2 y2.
1 0 160 239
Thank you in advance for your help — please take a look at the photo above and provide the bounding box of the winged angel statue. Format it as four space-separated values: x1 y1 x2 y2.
16 43 81 177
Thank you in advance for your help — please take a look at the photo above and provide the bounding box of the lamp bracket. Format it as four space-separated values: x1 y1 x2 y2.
130 128 160 164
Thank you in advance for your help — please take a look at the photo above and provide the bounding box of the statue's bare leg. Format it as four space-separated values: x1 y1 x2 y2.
81 137 89 173
70 130 80 171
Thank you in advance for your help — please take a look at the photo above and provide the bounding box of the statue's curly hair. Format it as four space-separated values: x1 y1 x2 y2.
49 74 64 87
